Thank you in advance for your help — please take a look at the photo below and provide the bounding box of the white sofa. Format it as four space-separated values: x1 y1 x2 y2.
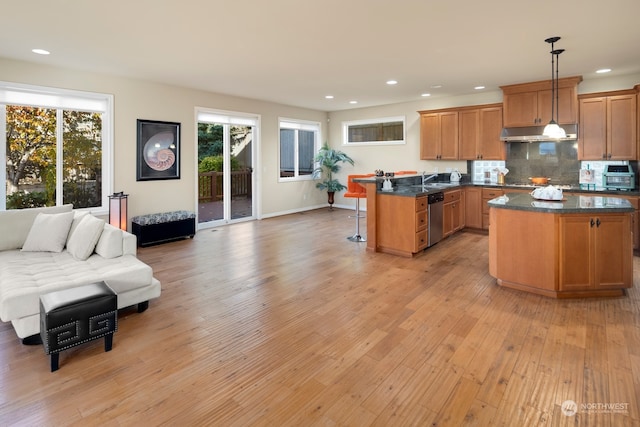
0 204 161 342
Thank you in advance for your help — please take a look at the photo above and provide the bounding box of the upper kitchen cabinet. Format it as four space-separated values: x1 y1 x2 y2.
420 104 503 160
459 105 504 160
578 89 637 160
419 111 458 160
501 76 582 127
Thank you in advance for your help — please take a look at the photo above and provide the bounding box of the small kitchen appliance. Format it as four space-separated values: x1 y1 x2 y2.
602 165 635 190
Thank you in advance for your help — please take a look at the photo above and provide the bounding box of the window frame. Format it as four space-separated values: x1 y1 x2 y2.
0 81 114 213
278 118 321 182
342 116 406 146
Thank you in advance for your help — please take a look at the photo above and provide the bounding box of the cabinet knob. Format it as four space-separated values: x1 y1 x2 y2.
596 218 601 227
590 218 595 227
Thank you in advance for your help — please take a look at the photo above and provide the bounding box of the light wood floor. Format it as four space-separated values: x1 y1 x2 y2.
1 208 639 426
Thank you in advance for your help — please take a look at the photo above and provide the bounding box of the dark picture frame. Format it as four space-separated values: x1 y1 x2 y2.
136 119 181 181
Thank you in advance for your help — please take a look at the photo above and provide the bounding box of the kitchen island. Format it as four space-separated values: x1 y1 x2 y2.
488 192 634 298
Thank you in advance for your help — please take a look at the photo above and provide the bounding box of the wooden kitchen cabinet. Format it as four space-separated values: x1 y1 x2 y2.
464 187 483 229
558 214 632 292
612 195 640 250
459 105 504 160
443 189 464 237
482 187 504 230
501 76 582 127
578 91 637 160
376 194 428 257
420 111 458 160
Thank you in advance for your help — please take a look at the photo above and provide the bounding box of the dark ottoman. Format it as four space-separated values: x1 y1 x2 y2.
40 281 117 372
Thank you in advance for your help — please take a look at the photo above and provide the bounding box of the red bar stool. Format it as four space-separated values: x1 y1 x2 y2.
344 174 373 242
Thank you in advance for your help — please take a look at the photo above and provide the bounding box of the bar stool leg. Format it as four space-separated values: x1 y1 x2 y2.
347 198 366 242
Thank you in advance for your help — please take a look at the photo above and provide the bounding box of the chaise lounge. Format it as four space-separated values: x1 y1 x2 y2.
0 204 161 343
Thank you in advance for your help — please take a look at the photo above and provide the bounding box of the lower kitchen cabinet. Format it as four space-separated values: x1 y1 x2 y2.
614 196 640 250
559 214 633 292
376 194 428 257
464 187 483 229
443 189 464 237
482 188 504 230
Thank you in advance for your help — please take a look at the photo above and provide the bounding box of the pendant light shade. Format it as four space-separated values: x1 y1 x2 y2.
542 37 567 139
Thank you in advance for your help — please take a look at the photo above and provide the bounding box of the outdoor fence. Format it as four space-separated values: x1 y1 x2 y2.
198 170 252 203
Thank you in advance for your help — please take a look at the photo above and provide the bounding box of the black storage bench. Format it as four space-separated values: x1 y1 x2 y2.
131 210 196 247
40 281 117 372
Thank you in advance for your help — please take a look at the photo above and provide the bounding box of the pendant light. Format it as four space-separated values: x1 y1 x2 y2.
542 37 567 139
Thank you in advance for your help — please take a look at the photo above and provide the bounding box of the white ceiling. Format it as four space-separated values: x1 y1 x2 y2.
1 0 639 112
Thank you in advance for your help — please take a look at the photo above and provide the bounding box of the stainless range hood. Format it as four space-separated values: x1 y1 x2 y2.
500 124 578 142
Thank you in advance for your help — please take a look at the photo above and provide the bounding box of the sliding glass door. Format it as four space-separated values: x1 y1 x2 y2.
197 110 256 226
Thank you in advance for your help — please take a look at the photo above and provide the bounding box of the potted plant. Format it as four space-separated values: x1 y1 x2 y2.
313 142 354 209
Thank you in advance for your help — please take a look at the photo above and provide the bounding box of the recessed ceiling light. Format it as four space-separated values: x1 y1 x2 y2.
32 48 50 55
421 93 431 97
431 84 442 89
325 95 334 99
474 86 485 90
596 68 612 74
386 80 398 85
349 100 358 104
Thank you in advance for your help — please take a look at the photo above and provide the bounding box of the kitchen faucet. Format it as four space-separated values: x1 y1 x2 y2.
422 171 438 186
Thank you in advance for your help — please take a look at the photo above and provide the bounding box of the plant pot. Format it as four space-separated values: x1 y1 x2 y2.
327 191 335 209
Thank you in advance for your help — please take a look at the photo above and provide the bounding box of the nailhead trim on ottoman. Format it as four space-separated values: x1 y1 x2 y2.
40 281 117 372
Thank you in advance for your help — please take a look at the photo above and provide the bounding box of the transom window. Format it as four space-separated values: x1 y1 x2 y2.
279 119 320 180
0 82 113 211
343 116 405 145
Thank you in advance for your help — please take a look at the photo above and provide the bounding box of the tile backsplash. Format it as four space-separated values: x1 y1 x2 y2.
471 140 637 188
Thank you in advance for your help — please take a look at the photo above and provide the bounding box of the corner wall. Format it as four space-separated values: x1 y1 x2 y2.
0 57 329 221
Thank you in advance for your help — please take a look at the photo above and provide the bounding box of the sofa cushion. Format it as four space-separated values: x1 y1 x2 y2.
0 204 73 251
0 250 154 321
66 214 104 260
21 211 74 253
95 224 124 259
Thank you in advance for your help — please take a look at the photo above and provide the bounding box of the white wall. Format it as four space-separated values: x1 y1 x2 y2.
2 57 639 219
327 72 640 209
0 57 329 222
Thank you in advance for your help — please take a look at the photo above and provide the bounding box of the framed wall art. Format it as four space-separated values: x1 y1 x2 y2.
136 119 181 181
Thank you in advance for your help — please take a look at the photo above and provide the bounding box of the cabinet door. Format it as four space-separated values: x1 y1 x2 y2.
459 109 479 160
453 194 464 232
439 111 459 160
559 216 594 290
464 187 483 229
594 215 632 288
420 113 440 160
443 202 454 237
608 94 637 160
503 91 538 127
538 86 578 125
578 97 607 160
478 106 504 160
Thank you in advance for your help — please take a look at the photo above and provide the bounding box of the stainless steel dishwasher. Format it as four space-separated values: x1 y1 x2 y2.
427 191 444 247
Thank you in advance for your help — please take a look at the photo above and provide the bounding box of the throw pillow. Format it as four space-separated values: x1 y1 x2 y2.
95 224 123 259
68 211 89 238
21 211 75 253
66 214 105 260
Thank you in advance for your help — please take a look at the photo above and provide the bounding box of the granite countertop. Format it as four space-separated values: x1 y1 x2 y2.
353 174 640 198
488 192 634 214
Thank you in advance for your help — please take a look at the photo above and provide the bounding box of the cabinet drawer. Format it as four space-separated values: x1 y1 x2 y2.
444 190 461 203
415 230 428 251
482 188 504 199
416 196 427 212
416 210 427 231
